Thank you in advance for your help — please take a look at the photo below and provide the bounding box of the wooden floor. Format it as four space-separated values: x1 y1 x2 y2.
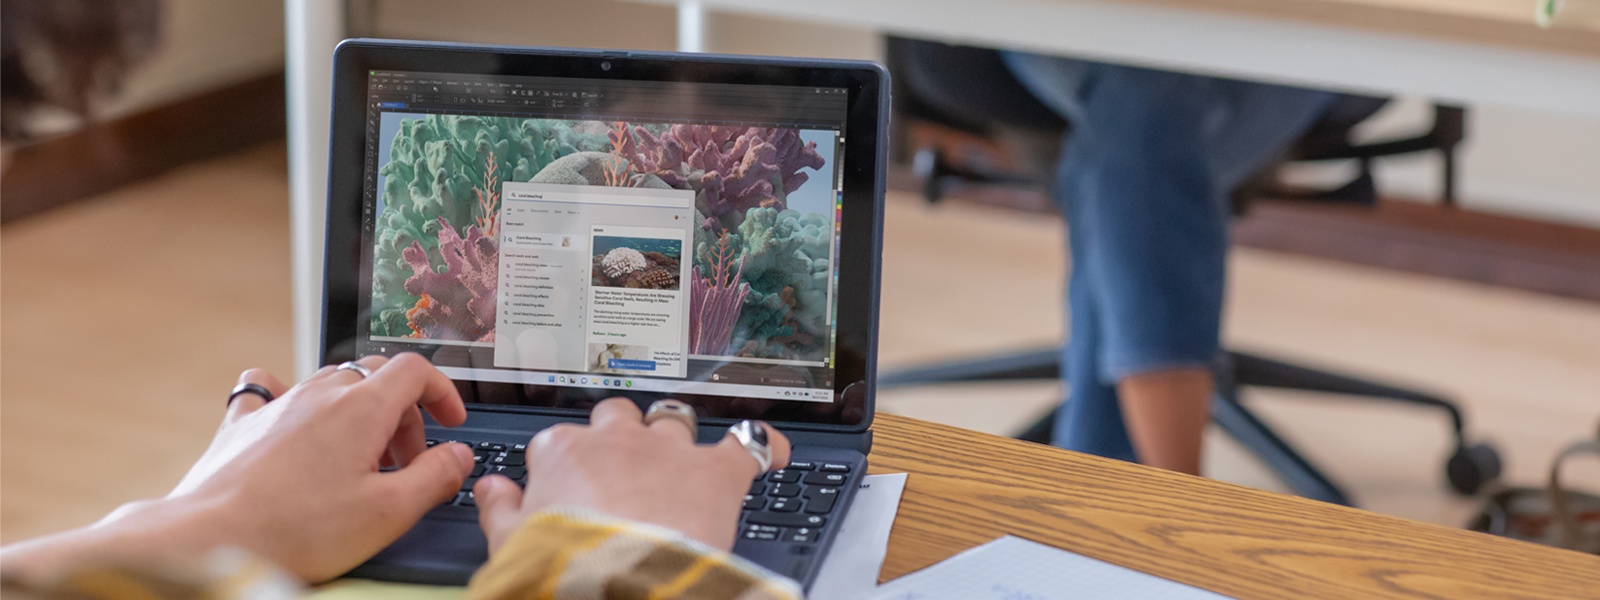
3 145 1598 544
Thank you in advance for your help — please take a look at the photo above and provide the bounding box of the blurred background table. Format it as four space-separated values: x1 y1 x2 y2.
870 413 1600 599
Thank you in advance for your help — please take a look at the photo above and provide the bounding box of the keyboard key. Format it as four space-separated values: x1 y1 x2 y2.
803 472 847 486
749 481 767 495
492 452 525 466
472 453 490 464
786 461 816 471
770 498 801 512
785 530 815 543
459 492 476 507
745 525 780 534
746 512 826 528
767 469 801 483
460 477 479 492
743 495 768 510
426 439 439 447
477 442 506 452
820 463 852 473
769 483 801 498
804 487 839 514
471 465 486 477
492 466 526 480
512 443 527 452
742 530 778 541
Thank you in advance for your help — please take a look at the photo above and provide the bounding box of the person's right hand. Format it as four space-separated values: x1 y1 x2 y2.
474 398 790 553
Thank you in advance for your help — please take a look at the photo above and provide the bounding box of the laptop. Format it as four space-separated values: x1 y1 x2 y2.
318 39 888 590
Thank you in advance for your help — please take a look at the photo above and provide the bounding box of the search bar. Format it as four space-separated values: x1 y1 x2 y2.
503 182 693 209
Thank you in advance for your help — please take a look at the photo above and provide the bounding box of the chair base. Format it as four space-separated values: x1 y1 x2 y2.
880 348 1499 506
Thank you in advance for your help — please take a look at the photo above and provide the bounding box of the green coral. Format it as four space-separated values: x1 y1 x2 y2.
694 208 833 359
369 115 608 337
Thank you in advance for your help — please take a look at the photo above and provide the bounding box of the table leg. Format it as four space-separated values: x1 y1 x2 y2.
285 0 347 379
677 0 705 53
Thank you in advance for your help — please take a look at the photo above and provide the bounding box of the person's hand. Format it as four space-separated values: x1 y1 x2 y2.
1 353 475 582
474 398 790 553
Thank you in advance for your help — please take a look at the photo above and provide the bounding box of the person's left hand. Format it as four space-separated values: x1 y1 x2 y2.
19 353 477 582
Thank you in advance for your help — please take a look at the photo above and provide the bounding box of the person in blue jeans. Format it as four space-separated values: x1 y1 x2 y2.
1001 54 1337 474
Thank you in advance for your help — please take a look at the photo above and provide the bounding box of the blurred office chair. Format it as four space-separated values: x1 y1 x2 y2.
881 36 1500 507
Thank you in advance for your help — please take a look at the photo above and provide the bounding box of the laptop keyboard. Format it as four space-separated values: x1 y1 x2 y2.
738 460 850 544
422 437 848 545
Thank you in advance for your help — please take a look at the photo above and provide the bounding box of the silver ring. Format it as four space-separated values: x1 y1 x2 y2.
337 361 373 379
643 400 698 440
727 420 773 473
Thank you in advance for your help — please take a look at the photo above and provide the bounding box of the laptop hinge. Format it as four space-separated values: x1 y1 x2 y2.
777 429 872 455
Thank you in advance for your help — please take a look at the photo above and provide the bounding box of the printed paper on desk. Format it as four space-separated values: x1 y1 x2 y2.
809 473 908 600
869 535 1235 600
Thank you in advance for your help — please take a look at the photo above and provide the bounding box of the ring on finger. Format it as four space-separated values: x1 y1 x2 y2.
227 382 275 406
336 361 373 379
727 420 773 473
643 400 698 440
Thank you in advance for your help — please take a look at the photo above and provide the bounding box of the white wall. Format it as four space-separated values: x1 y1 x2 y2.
1364 99 1600 227
110 0 286 114
26 0 284 137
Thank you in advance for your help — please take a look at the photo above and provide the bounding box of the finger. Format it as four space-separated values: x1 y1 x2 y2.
385 404 429 468
224 368 286 424
333 355 390 383
381 442 473 517
361 353 467 427
715 421 791 477
590 397 643 428
474 476 526 554
646 417 696 443
299 363 343 384
759 422 792 471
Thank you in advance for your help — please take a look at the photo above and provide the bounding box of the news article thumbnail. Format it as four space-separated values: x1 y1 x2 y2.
370 115 837 363
592 236 682 291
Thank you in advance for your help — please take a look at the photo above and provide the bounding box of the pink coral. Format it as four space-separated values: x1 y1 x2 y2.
473 150 502 238
628 125 825 217
603 121 634 187
401 217 498 342
688 233 750 355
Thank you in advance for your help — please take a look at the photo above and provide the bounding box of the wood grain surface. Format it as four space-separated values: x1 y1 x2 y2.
868 413 1600 599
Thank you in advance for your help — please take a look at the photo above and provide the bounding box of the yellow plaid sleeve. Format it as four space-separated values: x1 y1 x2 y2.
466 508 802 600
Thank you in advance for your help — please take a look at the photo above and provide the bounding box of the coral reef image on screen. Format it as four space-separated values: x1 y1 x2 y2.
370 114 838 362
592 236 682 291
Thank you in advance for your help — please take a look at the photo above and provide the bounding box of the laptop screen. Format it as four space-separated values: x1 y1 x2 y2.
354 69 856 411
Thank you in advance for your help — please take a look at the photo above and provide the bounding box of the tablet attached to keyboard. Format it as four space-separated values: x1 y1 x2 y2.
319 39 888 591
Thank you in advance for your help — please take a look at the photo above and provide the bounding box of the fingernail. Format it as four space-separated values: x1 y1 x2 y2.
474 476 497 494
449 443 474 473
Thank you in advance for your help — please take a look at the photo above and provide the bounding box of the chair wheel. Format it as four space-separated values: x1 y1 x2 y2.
1446 443 1502 496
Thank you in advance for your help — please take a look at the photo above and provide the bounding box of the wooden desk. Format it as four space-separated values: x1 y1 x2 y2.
311 413 1598 600
869 413 1600 600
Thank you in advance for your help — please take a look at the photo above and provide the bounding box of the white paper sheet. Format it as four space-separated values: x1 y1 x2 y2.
869 535 1236 600
808 473 908 600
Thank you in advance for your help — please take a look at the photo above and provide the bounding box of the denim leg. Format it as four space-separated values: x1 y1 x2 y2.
1040 63 1335 460
1056 208 1140 462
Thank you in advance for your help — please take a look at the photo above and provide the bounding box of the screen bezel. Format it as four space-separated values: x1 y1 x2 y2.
321 39 885 433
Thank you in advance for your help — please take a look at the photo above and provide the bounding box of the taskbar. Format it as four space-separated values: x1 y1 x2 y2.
434 366 834 403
